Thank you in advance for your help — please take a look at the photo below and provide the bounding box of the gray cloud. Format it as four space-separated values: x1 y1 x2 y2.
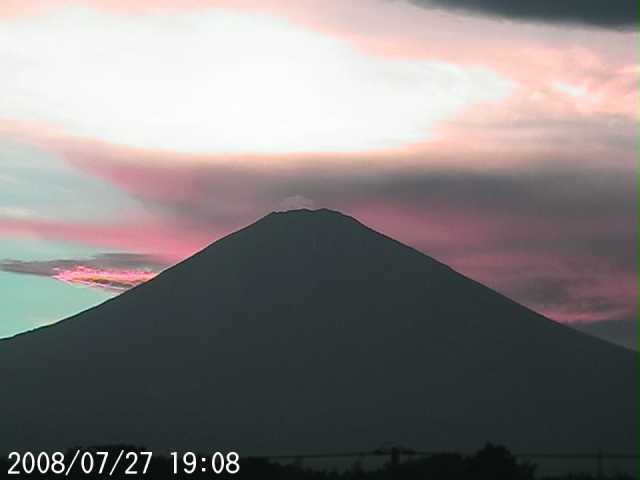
409 0 636 29
0 253 167 275
572 318 637 351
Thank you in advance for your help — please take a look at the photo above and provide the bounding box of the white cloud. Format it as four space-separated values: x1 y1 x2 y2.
0 7 514 154
0 173 20 185
277 195 316 211
552 81 587 98
0 206 38 218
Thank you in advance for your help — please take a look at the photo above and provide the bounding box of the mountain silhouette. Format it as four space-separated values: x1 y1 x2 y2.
0 209 636 454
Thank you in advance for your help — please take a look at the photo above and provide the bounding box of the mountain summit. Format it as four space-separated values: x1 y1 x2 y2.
0 209 635 454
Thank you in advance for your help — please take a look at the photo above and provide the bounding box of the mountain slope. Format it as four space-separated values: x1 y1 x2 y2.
0 209 636 454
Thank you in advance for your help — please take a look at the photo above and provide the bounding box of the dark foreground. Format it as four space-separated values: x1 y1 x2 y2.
1 444 636 479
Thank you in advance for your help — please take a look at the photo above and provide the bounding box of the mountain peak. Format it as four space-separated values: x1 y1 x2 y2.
246 207 367 240
267 207 355 222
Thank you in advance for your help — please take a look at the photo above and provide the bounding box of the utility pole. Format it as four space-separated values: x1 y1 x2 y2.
390 447 399 471
596 450 603 480
372 445 415 473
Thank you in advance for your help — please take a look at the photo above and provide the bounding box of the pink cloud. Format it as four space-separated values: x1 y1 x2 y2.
52 266 157 291
343 201 636 327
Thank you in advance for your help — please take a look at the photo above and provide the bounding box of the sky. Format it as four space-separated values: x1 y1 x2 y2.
0 0 636 348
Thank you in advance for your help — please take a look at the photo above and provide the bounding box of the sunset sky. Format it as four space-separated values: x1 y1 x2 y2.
0 0 636 347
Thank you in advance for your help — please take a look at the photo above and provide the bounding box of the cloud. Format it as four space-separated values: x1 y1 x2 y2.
0 216 216 261
572 318 637 351
0 253 168 291
3 0 634 31
0 206 38 218
410 0 636 29
0 7 513 154
51 267 157 291
277 195 316 211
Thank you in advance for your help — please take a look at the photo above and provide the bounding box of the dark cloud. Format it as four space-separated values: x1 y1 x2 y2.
410 0 637 29
0 253 167 276
283 167 634 219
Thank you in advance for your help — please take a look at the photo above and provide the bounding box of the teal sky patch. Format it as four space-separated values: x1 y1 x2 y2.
0 237 119 337
0 270 115 339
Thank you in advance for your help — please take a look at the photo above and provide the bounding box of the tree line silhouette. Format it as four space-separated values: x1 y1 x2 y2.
0 443 635 479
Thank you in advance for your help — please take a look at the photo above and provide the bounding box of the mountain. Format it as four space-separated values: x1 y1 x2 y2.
0 209 636 455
